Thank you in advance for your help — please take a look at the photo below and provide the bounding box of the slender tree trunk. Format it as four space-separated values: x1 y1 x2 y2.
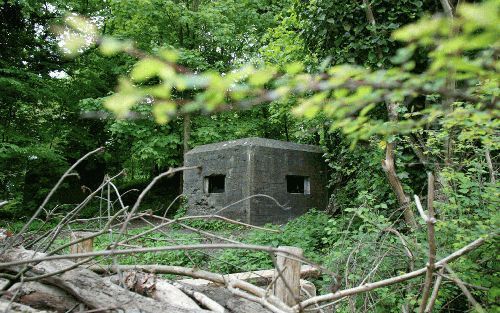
440 0 454 18
485 149 495 184
283 113 289 141
362 0 376 26
183 114 191 158
382 102 418 230
261 105 270 138
440 0 456 166
180 114 191 194
359 1 417 229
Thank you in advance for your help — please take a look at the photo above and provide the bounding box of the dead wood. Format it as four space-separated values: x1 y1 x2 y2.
90 264 291 313
188 284 274 313
6 281 79 313
106 271 280 313
0 299 54 313
0 248 210 313
170 281 226 313
295 235 489 310
177 265 320 287
107 271 201 311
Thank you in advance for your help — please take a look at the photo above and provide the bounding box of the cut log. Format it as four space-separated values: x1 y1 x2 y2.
107 272 201 310
188 285 273 313
0 248 210 313
90 264 290 312
171 281 226 313
299 279 316 299
273 246 303 306
7 281 79 313
69 231 94 262
0 278 8 290
0 299 53 313
178 265 320 287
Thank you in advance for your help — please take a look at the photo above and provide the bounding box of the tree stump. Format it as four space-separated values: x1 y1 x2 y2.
69 232 94 261
273 246 303 306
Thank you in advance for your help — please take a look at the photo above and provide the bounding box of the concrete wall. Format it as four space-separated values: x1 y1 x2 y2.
249 146 328 225
183 138 327 225
183 145 250 220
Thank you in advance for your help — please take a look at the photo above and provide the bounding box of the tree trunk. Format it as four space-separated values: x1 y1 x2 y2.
0 248 209 313
6 281 79 313
485 149 496 184
0 299 52 313
382 102 418 230
180 113 191 194
107 272 201 311
359 1 417 230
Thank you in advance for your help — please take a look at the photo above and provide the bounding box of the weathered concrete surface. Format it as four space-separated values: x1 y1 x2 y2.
183 137 327 225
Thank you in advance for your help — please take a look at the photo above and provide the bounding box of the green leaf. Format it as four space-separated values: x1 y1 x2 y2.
131 58 166 82
248 67 276 86
99 37 132 56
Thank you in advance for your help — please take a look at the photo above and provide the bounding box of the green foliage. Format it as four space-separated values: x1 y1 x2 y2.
172 200 243 231
1 0 498 311
295 0 439 67
212 210 330 273
65 1 497 151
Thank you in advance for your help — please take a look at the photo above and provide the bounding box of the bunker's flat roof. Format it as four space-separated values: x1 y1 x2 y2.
186 137 323 154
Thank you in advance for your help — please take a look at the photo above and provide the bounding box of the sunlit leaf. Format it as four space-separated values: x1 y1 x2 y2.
131 58 167 82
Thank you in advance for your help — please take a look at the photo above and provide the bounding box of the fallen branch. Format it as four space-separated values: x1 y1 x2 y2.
6 281 79 312
176 265 320 287
89 263 291 312
295 234 491 310
0 299 52 313
107 271 201 311
171 281 226 313
0 248 210 313
0 244 309 269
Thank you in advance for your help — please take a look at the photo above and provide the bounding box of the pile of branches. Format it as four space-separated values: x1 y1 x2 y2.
0 148 493 313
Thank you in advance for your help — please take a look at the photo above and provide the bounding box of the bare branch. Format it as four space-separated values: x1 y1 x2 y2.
382 228 414 269
443 265 486 313
170 281 225 313
2 147 104 252
0 244 310 269
116 166 200 239
418 172 437 313
424 267 444 313
295 234 491 310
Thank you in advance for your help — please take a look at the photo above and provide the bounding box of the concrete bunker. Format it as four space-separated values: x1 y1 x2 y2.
183 137 328 225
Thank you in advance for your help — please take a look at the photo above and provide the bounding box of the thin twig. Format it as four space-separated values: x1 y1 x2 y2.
418 172 437 313
0 244 310 268
116 166 200 240
424 267 444 313
2 147 104 252
295 234 491 310
443 264 486 313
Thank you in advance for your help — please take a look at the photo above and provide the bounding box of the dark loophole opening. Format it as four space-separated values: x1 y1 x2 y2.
286 175 310 194
205 175 225 193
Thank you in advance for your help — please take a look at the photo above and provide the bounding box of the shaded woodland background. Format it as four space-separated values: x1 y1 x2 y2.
0 0 498 312
1 0 441 217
